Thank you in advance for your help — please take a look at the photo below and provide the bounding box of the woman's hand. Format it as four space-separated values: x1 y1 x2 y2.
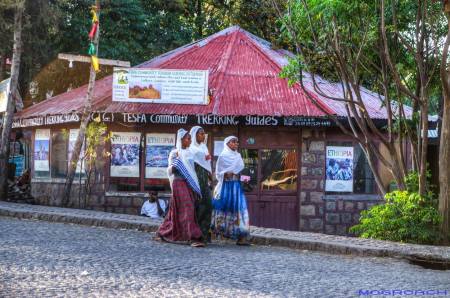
205 154 212 161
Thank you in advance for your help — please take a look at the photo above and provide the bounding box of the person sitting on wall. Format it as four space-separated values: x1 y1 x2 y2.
140 191 167 219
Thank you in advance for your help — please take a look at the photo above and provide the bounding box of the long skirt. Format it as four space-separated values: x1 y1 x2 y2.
157 178 202 243
211 179 250 240
195 164 213 241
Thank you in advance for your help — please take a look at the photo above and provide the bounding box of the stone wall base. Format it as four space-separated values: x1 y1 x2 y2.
31 181 145 216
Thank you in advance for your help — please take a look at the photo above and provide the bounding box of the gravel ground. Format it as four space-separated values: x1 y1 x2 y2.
1 216 449 297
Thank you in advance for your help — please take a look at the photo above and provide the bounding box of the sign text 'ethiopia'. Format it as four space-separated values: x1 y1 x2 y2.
112 68 209 105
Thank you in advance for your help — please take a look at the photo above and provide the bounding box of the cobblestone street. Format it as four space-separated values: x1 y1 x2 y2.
1 217 449 297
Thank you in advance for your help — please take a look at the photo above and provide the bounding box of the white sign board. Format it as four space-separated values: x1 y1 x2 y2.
325 146 354 192
145 133 175 179
0 78 10 113
110 132 140 177
112 68 209 105
34 129 50 172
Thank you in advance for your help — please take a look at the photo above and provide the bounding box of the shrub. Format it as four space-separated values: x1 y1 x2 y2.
350 173 441 244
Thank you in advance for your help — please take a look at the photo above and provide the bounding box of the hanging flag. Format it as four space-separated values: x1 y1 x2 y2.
88 23 98 40
87 5 100 73
88 42 96 56
91 56 100 72
90 6 98 23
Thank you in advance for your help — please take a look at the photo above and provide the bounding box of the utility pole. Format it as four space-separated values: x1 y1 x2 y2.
0 3 24 200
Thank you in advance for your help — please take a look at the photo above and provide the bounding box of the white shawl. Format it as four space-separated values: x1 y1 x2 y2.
167 129 200 191
189 126 212 173
213 136 244 199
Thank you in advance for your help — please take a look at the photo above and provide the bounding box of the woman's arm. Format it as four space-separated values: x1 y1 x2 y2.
167 150 178 175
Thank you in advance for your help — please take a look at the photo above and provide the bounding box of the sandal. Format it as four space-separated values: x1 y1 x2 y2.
191 241 205 248
153 234 163 242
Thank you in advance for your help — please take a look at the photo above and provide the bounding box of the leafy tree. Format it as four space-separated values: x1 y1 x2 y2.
56 0 149 66
0 1 24 199
275 0 445 197
439 0 450 244
0 2 14 81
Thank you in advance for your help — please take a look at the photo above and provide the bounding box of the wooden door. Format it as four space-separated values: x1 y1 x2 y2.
240 128 300 231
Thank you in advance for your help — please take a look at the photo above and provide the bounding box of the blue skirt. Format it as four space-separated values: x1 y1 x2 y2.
211 180 250 240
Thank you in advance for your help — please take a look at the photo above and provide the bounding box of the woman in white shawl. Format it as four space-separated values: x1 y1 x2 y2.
156 128 204 247
189 126 213 243
211 136 250 245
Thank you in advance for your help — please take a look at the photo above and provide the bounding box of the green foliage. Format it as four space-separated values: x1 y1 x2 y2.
279 0 446 114
1 0 287 104
55 0 193 66
84 118 109 171
280 0 379 81
350 172 441 244
279 57 303 87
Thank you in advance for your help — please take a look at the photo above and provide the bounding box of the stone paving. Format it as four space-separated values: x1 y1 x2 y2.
1 216 450 297
0 201 449 265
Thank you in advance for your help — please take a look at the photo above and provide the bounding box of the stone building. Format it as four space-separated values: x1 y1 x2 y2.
12 26 405 235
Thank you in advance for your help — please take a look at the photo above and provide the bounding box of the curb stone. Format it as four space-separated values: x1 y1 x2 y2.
0 201 449 266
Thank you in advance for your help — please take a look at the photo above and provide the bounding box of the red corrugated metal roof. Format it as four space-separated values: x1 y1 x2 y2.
17 26 402 120
301 75 415 120
16 26 332 119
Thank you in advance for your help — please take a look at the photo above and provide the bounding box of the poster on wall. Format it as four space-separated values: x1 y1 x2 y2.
34 129 50 172
325 146 354 192
145 133 175 179
112 68 209 105
0 78 10 113
68 129 85 173
110 132 140 177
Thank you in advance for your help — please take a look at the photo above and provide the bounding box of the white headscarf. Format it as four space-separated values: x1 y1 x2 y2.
167 129 200 191
189 126 212 173
213 136 245 199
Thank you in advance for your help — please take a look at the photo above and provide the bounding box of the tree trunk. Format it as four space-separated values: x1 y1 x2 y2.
62 2 100 206
439 92 450 244
438 10 450 244
196 0 203 37
0 4 23 200
418 96 429 196
0 52 5 82
365 145 388 196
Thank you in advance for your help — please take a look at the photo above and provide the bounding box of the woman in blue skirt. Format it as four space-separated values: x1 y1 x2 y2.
211 136 250 245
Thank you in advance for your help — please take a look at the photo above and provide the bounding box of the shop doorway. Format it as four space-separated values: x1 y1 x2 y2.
239 128 300 231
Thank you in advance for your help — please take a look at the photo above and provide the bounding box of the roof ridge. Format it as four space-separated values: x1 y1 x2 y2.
211 30 240 114
139 25 243 69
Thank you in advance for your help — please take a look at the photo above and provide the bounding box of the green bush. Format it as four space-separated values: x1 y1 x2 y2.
350 173 441 244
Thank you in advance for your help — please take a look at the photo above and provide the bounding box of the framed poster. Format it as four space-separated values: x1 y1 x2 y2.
68 129 85 173
0 78 10 113
34 129 50 172
325 146 354 192
110 132 140 177
112 68 209 105
145 133 175 179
